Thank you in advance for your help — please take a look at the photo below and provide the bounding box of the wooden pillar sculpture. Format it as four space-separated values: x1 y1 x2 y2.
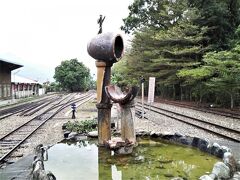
105 85 139 144
87 32 124 145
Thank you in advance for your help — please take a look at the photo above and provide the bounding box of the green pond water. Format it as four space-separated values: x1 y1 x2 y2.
44 138 219 180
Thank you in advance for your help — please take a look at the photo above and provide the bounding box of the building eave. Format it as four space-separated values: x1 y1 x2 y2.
0 58 23 71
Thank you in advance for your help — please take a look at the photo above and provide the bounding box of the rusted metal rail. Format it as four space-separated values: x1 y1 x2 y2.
136 102 240 143
160 100 240 120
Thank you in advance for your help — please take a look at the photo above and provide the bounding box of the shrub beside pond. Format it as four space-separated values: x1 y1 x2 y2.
65 119 97 133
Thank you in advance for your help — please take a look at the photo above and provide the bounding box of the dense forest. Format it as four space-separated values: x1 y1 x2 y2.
113 0 240 109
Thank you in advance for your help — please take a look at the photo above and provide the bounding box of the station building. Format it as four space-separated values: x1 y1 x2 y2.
0 58 44 106
11 75 40 99
0 58 22 101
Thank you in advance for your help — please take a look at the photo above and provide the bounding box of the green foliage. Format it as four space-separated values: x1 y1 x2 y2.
66 119 97 133
177 68 212 84
46 82 62 92
179 44 240 107
203 46 240 90
121 0 187 33
116 0 240 107
119 17 208 89
188 0 240 50
230 25 240 47
112 56 140 87
54 59 91 92
86 76 96 90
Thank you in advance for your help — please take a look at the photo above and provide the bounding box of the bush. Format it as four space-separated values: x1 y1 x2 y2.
66 119 97 133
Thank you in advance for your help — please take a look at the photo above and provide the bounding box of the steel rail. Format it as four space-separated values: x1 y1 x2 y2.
18 101 51 116
20 97 62 116
0 94 93 141
136 102 240 143
0 103 41 120
0 96 58 120
42 93 91 113
160 100 240 120
0 93 93 164
0 95 55 114
137 102 240 134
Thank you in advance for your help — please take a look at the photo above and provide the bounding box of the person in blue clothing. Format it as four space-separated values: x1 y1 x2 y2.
71 103 76 119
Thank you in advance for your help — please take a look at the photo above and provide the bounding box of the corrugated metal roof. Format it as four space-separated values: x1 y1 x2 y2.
11 75 38 84
0 58 23 70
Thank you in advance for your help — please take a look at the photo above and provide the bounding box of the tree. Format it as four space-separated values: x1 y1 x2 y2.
112 55 140 87
54 59 91 92
116 0 240 107
188 0 240 50
46 82 62 92
178 45 240 108
86 76 96 90
204 46 240 108
121 0 187 33
119 1 210 99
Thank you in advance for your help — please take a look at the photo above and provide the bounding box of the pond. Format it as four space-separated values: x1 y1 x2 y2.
44 138 219 180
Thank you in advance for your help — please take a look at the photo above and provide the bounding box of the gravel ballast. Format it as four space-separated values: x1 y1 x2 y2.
0 94 239 167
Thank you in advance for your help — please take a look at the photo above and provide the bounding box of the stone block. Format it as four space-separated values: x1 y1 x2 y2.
198 139 209 152
179 137 192 145
231 172 240 180
68 132 78 140
63 131 71 138
211 142 220 155
87 131 98 138
191 137 200 147
199 175 214 180
212 162 230 179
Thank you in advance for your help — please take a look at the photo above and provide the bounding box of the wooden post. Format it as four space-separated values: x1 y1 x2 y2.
120 101 136 143
95 61 112 145
141 82 144 119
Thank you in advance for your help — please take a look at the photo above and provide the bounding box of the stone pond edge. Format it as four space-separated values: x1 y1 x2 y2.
31 129 240 180
138 130 240 180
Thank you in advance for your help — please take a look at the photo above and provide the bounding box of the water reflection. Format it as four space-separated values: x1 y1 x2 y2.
98 146 112 179
44 139 219 180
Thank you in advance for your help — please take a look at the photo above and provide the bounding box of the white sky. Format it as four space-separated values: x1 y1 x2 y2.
0 0 133 82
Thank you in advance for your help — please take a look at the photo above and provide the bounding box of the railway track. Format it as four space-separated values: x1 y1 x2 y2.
0 92 94 165
0 95 59 120
136 102 240 143
0 93 78 119
18 93 75 116
18 97 59 116
160 100 240 120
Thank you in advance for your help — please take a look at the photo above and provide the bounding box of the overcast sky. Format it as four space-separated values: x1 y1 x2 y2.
0 0 133 82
